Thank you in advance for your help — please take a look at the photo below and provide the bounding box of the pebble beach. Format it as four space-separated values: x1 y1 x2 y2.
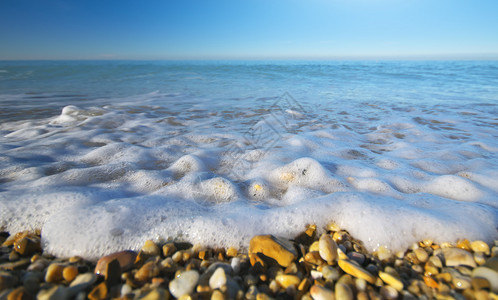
1 225 497 300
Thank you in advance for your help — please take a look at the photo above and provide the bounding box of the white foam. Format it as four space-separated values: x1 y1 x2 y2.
0 102 497 260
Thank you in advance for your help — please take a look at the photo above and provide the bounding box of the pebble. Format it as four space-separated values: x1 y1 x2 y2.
209 267 227 290
471 240 490 255
7 286 29 300
62 265 79 282
380 285 398 300
141 288 168 300
68 273 97 296
45 263 65 283
275 274 300 289
211 289 224 300
472 257 498 293
318 233 338 265
379 267 403 291
335 282 353 300
88 281 107 300
13 236 41 256
94 250 137 276
310 284 335 300
347 252 365 266
441 248 476 268
231 257 241 274
0 228 496 300
414 248 429 263
249 235 297 267
162 243 177 257
37 285 68 300
135 261 160 282
338 259 376 284
141 240 161 256
169 270 199 298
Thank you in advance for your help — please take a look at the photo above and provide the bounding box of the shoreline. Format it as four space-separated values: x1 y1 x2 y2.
1 226 497 299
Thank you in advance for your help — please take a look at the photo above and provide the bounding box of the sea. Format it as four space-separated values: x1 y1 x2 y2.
0 60 497 259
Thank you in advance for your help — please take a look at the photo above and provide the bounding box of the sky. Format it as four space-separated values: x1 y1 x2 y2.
0 0 497 60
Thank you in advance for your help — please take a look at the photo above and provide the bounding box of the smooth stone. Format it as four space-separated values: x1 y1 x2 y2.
318 233 338 265
88 281 107 300
335 282 353 300
249 235 297 267
471 241 490 255
94 250 137 276
62 265 79 282
0 259 30 271
380 285 398 300
321 265 340 282
354 278 367 292
162 243 177 258
37 285 68 300
379 267 403 292
27 258 49 272
310 284 335 300
275 274 300 289
169 270 199 298
310 270 323 280
472 267 498 293
309 241 320 252
231 257 241 274
45 263 65 283
452 275 471 290
338 259 376 284
141 288 168 300
68 273 97 296
474 252 486 266
13 237 41 256
135 261 160 282
209 267 227 290
442 248 476 268
305 251 325 265
347 252 365 266
211 290 224 300
141 240 161 256
414 248 429 263
375 245 392 261
7 286 29 300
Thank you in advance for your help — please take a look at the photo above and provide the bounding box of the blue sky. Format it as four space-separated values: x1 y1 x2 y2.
1 0 497 60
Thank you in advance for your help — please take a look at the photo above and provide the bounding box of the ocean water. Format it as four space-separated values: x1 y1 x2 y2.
0 60 497 259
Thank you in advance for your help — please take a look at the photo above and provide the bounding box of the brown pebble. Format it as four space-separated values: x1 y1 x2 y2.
13 237 41 256
94 250 137 276
249 235 297 268
135 261 160 282
7 286 30 300
45 263 65 283
88 281 108 300
62 265 79 282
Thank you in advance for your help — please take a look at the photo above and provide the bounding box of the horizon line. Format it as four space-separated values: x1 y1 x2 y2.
1 53 498 62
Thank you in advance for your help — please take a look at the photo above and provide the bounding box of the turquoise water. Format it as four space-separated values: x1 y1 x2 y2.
0 60 497 259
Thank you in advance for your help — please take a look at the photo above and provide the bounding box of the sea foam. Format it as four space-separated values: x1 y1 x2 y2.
0 100 496 260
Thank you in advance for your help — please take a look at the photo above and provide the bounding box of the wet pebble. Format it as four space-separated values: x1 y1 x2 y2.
318 233 338 265
169 270 199 298
310 284 334 300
